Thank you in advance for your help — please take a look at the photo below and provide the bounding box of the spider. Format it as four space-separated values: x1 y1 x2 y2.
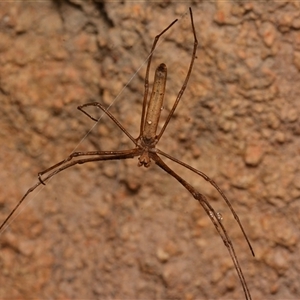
0 8 254 300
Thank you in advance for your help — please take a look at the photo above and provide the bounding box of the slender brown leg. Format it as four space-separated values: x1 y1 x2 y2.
38 149 139 185
0 150 140 233
78 102 137 145
156 148 254 257
151 153 252 300
139 19 178 136
157 7 198 142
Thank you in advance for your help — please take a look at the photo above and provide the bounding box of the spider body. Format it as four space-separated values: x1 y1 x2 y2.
0 8 254 300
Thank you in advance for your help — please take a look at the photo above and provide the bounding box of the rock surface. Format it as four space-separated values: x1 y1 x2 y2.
0 1 300 299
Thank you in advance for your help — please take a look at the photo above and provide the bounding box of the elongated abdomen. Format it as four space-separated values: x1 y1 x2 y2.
143 63 167 140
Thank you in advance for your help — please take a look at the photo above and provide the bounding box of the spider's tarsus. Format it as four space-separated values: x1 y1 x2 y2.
77 105 99 122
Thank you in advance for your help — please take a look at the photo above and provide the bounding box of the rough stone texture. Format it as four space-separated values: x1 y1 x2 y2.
0 1 300 299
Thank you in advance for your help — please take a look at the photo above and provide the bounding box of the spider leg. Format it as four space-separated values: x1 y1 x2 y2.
157 7 198 142
151 153 252 300
0 149 140 233
156 148 254 257
41 149 139 184
78 102 137 145
139 17 178 136
38 149 138 185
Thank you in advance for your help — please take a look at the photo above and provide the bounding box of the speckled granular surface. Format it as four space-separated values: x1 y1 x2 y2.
0 1 300 299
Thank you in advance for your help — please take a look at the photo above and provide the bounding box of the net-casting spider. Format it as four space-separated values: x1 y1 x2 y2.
0 8 254 300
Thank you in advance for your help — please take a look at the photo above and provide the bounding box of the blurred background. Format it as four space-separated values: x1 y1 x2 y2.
0 1 299 299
